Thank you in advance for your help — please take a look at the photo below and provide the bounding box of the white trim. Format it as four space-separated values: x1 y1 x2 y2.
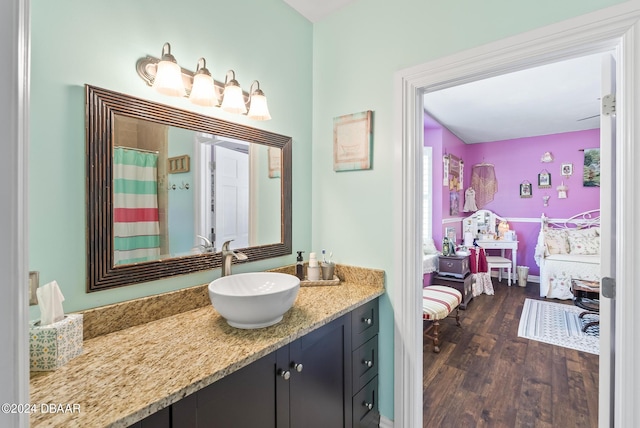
441 217 463 224
379 415 394 428
394 3 640 427
1 0 30 426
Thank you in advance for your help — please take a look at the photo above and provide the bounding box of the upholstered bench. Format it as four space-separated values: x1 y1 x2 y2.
422 285 462 353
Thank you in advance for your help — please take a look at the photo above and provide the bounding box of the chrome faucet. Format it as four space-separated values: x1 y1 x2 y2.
221 240 248 276
196 235 215 253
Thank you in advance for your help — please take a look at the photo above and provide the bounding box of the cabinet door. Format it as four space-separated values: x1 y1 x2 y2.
172 350 278 428
288 314 352 428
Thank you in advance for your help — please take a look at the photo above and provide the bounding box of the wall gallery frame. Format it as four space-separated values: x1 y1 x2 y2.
333 110 373 171
538 170 551 188
520 181 532 198
561 163 573 177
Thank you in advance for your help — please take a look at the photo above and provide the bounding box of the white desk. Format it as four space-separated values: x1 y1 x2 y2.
476 239 518 285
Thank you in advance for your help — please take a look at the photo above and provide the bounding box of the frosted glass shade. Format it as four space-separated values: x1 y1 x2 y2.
189 73 217 107
247 93 271 121
153 60 186 97
221 84 247 114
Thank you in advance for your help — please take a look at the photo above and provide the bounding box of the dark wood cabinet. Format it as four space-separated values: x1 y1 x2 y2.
437 254 470 278
431 273 473 309
128 299 379 428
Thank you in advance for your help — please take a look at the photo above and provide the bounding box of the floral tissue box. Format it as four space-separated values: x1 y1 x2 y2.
29 314 83 371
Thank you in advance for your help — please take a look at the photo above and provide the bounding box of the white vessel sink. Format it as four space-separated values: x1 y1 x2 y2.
208 272 300 329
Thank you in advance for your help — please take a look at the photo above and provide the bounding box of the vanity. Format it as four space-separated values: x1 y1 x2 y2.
30 87 386 427
29 265 384 427
463 210 518 285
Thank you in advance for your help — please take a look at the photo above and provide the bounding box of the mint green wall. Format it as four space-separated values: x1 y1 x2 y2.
167 127 195 256
311 0 625 420
28 0 312 316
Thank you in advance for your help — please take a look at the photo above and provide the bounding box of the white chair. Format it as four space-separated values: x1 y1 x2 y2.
486 256 512 285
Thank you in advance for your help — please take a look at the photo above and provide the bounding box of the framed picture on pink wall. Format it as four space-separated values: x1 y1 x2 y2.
538 170 551 188
520 181 532 198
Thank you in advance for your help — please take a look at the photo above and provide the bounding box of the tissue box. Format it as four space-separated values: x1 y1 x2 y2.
29 314 83 371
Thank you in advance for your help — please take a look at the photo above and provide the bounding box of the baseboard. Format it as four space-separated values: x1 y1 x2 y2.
379 415 394 428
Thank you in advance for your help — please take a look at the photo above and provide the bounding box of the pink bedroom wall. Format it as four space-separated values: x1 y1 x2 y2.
424 110 600 278
464 128 601 276
425 116 467 249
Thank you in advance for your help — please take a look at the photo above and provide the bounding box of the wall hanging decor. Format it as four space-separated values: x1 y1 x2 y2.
268 147 281 178
582 148 600 187
561 163 573 177
520 180 532 198
538 170 551 188
557 181 568 199
470 162 497 209
449 191 460 215
543 195 550 206
445 154 462 190
540 151 554 163
333 110 373 171
443 155 449 186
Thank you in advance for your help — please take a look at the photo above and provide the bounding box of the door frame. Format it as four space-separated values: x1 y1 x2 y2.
393 3 640 427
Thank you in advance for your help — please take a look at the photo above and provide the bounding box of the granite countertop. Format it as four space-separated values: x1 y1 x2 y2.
29 265 384 427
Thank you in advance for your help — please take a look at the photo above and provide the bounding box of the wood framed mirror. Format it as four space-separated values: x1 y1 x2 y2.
86 85 292 291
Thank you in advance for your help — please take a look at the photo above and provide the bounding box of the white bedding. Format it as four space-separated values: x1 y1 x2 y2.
423 254 438 274
534 212 601 299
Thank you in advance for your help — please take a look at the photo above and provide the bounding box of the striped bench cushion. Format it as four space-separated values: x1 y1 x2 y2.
423 286 462 321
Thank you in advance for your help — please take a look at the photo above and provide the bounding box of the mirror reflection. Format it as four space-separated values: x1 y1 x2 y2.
86 85 292 291
113 115 282 265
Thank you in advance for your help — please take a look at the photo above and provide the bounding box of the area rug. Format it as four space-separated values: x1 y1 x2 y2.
518 298 599 355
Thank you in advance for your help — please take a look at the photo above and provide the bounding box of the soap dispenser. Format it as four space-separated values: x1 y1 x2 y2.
296 251 305 280
307 252 321 281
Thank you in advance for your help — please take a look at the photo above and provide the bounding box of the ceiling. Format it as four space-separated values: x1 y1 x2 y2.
281 2 606 145
282 0 356 22
425 53 606 144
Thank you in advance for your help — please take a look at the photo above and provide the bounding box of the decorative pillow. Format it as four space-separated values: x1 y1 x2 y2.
544 229 569 255
572 227 598 238
547 276 574 300
423 238 438 255
568 234 600 255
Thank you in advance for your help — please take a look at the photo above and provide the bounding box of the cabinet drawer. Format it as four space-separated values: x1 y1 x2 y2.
438 255 470 278
353 376 380 428
352 336 378 392
351 298 378 349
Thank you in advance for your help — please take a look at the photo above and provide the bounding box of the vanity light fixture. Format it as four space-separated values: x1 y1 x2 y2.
136 42 271 120
220 70 247 114
247 80 271 121
188 58 217 107
151 43 186 97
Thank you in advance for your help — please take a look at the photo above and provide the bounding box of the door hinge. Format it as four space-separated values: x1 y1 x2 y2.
602 94 616 116
601 276 616 299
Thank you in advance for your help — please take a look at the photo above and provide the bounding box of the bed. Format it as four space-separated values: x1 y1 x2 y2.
534 210 601 299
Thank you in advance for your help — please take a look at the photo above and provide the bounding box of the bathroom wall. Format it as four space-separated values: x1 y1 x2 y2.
311 0 621 420
29 0 312 317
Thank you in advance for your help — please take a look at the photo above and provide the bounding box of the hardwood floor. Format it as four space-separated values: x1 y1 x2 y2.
423 280 599 428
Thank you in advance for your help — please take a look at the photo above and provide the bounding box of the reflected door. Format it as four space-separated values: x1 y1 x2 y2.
215 145 249 248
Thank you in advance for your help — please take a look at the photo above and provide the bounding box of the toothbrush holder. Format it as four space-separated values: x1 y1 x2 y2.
321 262 335 281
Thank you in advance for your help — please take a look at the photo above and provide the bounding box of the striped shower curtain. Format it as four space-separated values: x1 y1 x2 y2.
113 147 161 265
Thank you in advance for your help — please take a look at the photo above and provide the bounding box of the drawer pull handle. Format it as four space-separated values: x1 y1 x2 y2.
363 401 373 410
363 359 373 367
278 369 291 380
362 317 373 325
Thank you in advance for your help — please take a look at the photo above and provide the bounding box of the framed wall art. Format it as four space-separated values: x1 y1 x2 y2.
268 147 281 178
333 110 373 171
538 170 551 188
561 163 573 177
583 148 600 187
520 180 532 198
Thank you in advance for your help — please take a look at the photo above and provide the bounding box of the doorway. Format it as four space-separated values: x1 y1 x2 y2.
393 5 640 427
